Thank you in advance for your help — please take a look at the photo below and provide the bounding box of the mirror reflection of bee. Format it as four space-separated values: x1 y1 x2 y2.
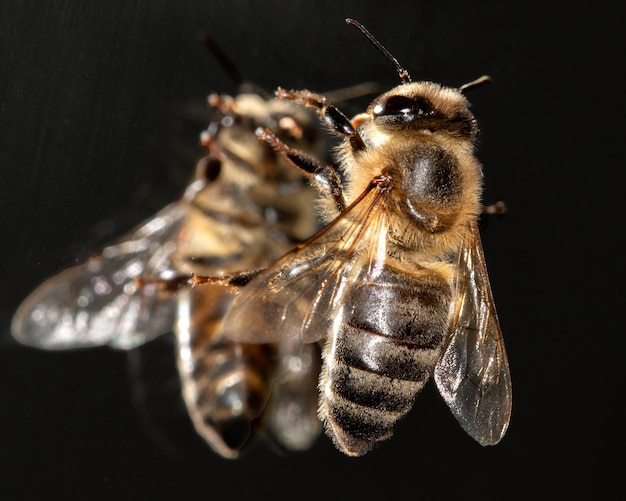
213 19 512 457
10 38 326 458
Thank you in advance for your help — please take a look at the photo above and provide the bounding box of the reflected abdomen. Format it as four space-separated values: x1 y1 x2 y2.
177 286 276 459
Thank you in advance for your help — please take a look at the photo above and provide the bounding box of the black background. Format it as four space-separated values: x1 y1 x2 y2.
1 1 621 499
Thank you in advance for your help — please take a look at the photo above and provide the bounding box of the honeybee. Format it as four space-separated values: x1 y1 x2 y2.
11 38 326 458
209 19 512 456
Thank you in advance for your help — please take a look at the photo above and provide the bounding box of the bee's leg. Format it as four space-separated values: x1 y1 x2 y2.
478 201 506 231
190 269 264 288
257 128 346 215
135 269 263 292
275 87 366 151
482 201 506 215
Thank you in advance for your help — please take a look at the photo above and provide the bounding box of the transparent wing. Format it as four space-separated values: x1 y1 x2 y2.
434 223 512 445
221 182 388 344
11 203 188 350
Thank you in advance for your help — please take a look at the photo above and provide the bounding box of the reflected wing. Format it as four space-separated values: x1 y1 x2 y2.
434 223 512 445
221 182 388 344
11 203 187 350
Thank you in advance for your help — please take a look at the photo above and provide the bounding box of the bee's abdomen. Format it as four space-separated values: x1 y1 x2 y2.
319 264 451 456
191 335 276 453
177 287 277 458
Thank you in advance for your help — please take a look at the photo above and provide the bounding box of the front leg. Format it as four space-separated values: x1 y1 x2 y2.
256 128 346 217
276 88 366 151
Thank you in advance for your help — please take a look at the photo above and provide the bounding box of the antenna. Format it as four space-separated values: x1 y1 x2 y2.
459 75 493 94
345 18 412 84
196 32 246 87
196 32 269 96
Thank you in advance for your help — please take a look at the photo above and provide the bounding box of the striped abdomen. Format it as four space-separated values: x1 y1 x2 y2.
318 263 452 456
177 286 277 459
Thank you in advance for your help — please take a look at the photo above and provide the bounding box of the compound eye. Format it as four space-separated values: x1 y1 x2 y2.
373 95 434 122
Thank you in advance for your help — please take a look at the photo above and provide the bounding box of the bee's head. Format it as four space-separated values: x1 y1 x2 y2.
369 82 478 140
346 19 489 141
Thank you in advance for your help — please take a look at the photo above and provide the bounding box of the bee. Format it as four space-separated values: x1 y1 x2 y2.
209 19 512 456
10 37 326 458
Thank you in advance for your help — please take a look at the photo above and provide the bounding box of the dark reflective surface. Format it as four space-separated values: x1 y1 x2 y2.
1 1 619 499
